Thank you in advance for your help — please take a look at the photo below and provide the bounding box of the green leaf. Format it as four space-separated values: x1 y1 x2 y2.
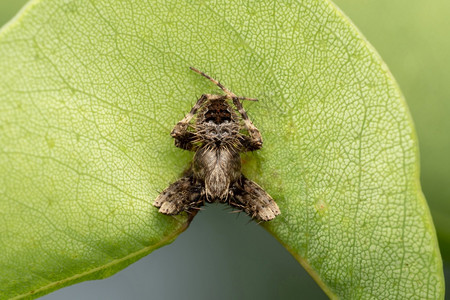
333 0 450 265
0 0 444 299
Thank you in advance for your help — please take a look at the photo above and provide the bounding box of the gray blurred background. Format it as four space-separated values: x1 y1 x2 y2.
1 0 448 299
44 204 328 299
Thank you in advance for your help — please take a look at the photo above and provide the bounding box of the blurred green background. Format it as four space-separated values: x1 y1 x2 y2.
0 0 448 298
0 0 28 28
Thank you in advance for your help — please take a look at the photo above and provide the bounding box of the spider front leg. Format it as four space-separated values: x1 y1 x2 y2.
239 134 262 151
232 97 263 151
171 94 208 151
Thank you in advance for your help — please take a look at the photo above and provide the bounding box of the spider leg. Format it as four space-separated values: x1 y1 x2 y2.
171 94 208 151
190 67 258 101
154 175 204 215
232 97 263 150
239 134 262 151
190 67 236 99
229 175 280 221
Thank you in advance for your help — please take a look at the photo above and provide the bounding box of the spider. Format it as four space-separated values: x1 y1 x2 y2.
153 67 280 221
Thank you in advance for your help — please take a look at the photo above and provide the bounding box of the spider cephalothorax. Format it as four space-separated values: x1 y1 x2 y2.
154 67 280 221
195 99 240 145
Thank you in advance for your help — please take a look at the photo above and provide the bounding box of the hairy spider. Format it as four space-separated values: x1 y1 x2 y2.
153 67 280 221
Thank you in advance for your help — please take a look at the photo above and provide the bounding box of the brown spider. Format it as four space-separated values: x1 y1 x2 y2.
153 67 280 221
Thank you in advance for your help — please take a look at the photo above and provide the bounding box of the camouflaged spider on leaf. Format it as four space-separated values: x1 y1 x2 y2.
153 67 280 221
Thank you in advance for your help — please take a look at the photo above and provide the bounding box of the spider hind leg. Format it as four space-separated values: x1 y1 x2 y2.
154 175 204 215
229 175 280 221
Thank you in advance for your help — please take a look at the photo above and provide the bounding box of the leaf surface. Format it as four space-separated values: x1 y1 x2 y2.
0 0 444 298
334 0 450 265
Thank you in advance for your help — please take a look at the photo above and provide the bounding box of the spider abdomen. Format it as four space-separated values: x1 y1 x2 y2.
193 146 241 200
